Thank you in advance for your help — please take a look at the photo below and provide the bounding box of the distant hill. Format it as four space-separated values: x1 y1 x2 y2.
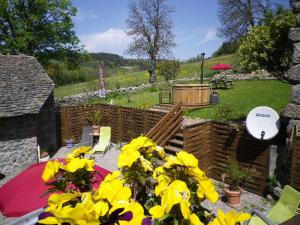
90 52 148 70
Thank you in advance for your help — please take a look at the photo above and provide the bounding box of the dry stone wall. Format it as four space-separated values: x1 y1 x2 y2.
0 115 38 175
283 1 300 130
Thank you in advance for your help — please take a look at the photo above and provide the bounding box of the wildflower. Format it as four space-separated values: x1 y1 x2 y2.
197 177 219 204
208 209 251 225
42 160 61 182
66 158 94 173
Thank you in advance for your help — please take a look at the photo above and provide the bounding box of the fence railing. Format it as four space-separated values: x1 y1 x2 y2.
146 104 183 146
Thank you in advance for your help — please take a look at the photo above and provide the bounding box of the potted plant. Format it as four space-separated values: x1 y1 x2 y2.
222 159 253 207
86 111 102 135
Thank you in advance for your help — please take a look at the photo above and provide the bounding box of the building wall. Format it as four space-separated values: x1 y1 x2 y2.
37 92 57 152
0 115 38 175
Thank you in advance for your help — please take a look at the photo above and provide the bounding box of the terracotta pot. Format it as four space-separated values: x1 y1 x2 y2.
224 187 242 207
93 125 100 136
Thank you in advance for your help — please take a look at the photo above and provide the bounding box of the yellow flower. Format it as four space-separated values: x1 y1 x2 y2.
176 151 198 168
117 148 140 169
150 180 191 219
197 177 219 204
42 160 61 182
121 136 156 154
209 209 251 225
153 166 165 179
139 155 153 171
66 146 92 161
188 167 205 180
46 192 81 213
110 200 146 225
190 213 204 225
94 179 131 205
103 170 121 182
66 158 94 173
154 174 171 196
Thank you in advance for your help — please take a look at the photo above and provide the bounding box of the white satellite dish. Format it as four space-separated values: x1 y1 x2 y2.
246 106 280 140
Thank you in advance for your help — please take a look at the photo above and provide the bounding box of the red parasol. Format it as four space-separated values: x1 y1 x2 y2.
210 63 232 70
0 161 110 217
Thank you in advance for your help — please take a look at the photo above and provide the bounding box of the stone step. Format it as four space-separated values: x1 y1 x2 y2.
174 132 184 140
164 145 182 154
168 138 184 147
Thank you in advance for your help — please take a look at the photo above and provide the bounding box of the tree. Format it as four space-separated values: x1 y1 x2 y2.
157 60 180 82
0 0 81 66
239 10 296 74
126 0 176 84
212 41 240 57
217 0 283 41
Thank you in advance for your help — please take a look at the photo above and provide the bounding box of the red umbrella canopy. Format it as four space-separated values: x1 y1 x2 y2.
0 161 110 217
210 63 232 70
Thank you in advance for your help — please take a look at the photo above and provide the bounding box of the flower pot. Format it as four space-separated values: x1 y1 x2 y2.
224 187 242 207
93 125 100 136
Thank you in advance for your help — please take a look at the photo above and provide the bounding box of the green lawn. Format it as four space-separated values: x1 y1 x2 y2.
54 54 239 98
185 80 291 121
89 80 291 121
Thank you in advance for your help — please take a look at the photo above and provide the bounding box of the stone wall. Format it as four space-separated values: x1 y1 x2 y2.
282 1 300 131
0 115 38 175
37 92 57 151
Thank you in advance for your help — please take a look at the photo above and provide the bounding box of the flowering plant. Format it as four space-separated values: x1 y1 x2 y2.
39 136 251 225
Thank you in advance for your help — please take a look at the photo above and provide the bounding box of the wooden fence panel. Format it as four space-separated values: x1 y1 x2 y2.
209 121 270 195
182 121 270 195
57 104 165 146
183 122 212 176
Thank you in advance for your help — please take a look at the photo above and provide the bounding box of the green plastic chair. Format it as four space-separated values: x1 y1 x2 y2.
245 185 300 225
92 126 111 154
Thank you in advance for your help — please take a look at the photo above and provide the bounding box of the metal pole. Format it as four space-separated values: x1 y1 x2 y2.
200 53 205 84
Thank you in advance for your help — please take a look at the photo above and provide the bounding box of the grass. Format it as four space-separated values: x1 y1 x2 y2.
185 80 291 121
54 54 239 98
88 80 291 121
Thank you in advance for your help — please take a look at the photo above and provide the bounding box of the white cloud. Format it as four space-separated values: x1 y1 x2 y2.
79 28 131 54
199 30 217 44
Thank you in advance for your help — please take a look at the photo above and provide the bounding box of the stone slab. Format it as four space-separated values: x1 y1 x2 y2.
291 84 300 104
282 103 300 119
289 28 300 42
293 43 300 64
285 64 300 84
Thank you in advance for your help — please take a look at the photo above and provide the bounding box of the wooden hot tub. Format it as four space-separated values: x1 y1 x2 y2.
172 84 211 108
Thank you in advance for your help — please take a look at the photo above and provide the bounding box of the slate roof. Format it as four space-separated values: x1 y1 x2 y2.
0 54 55 117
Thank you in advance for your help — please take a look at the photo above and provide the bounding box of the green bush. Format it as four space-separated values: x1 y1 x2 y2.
239 10 296 73
157 60 180 82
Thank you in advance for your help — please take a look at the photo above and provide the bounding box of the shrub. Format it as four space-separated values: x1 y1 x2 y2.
239 10 296 74
157 60 181 82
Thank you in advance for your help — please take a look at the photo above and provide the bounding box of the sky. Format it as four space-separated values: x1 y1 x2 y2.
71 0 288 60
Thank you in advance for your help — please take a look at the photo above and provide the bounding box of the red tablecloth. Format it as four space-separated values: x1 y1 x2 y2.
0 160 110 217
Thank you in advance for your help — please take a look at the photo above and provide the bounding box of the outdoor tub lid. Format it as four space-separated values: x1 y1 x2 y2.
172 84 210 87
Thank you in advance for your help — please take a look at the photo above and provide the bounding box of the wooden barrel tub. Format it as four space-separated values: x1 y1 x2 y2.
172 84 211 108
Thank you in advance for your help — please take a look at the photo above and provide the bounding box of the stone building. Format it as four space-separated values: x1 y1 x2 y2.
0 54 56 175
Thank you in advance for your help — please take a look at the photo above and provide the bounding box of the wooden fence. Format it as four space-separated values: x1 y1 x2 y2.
57 104 165 147
183 122 212 176
183 121 270 195
290 125 300 190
